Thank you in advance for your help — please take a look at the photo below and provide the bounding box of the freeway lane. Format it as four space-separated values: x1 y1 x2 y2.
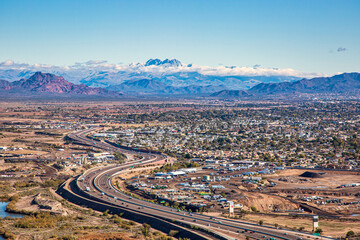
83 165 299 240
68 128 330 240
67 128 164 161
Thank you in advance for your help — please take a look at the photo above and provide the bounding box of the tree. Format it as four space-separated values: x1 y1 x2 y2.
114 152 127 163
315 228 323 234
250 206 258 212
141 223 151 237
102 209 109 217
258 220 263 225
346 230 355 238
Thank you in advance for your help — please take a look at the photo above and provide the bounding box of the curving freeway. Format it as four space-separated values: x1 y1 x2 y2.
65 128 332 240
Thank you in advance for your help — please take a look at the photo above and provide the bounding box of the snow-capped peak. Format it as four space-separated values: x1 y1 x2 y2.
145 58 182 67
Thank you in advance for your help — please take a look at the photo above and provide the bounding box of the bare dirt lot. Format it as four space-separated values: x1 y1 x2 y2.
267 169 360 216
270 169 360 189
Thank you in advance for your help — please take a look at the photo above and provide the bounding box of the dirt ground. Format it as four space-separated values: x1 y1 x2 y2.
15 194 73 216
243 213 360 238
77 233 139 240
270 169 360 189
238 190 299 212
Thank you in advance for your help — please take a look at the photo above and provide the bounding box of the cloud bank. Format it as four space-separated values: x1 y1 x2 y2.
0 59 325 79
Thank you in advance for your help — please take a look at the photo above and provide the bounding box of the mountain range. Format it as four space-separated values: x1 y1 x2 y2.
0 58 318 94
248 72 360 95
0 72 120 97
210 72 360 99
110 78 227 95
0 59 359 99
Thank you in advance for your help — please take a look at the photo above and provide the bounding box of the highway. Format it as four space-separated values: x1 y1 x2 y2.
67 128 330 240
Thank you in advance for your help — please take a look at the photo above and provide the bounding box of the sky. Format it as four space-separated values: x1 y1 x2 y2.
0 0 359 74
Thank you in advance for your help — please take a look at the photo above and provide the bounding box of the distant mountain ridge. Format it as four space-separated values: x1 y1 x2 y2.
3 59 357 99
210 90 251 97
248 72 360 95
2 71 360 99
0 79 11 90
210 72 360 99
0 58 310 92
110 78 227 95
0 72 120 96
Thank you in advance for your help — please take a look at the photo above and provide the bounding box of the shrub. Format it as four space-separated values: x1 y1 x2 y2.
41 179 63 189
141 223 151 237
250 206 258 212
169 230 179 237
15 213 59 228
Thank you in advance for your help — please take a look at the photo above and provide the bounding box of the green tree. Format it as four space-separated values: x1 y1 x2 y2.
141 223 151 237
114 152 127 163
250 206 258 212
346 230 355 238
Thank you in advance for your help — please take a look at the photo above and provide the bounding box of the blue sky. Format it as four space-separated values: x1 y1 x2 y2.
0 0 359 74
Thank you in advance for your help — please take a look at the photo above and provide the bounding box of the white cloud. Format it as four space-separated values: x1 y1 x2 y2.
0 59 325 79
2 60 14 66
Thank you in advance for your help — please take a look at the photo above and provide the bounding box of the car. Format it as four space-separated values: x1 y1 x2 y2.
218 221 222 224
297 238 302 240
283 233 288 235
193 219 196 222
